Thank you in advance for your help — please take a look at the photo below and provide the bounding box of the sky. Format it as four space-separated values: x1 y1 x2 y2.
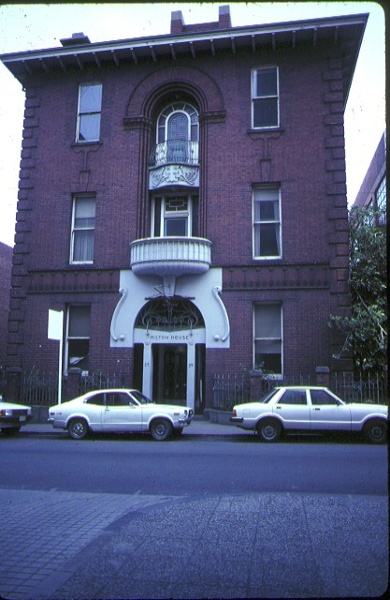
0 1 386 247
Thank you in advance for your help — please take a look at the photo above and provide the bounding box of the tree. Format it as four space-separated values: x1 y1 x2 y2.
330 205 387 375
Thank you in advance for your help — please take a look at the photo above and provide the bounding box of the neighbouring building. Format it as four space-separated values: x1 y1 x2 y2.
353 131 386 222
0 6 367 410
0 242 12 371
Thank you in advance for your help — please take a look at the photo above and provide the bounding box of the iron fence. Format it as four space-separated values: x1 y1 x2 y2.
212 371 388 410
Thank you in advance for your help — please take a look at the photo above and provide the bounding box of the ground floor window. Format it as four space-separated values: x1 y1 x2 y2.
65 305 91 372
254 303 282 375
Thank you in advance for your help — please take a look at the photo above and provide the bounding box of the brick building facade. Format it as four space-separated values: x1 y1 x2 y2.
0 6 367 410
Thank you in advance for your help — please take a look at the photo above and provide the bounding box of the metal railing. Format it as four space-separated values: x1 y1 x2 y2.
150 140 199 166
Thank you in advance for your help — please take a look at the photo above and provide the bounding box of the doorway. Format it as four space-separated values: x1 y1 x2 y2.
152 344 187 404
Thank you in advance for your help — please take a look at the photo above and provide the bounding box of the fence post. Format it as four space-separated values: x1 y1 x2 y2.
249 370 263 400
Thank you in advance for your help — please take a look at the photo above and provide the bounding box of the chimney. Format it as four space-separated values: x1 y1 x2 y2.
171 10 185 34
60 32 91 46
218 5 231 29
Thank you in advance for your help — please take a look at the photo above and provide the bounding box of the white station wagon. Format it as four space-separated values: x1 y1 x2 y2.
230 386 388 444
48 389 193 441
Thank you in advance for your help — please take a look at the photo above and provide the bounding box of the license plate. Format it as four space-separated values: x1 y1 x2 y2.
19 416 26 422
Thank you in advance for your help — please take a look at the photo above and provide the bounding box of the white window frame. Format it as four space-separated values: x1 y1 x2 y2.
151 194 197 238
251 66 279 129
252 186 282 259
253 303 283 376
76 82 102 143
65 305 91 374
70 195 96 264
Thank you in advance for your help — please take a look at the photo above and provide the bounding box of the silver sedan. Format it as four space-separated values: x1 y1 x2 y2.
230 386 388 443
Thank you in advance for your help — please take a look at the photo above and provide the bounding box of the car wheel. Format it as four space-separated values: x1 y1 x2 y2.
364 419 387 444
150 418 173 441
1 427 21 435
68 418 89 440
257 419 282 442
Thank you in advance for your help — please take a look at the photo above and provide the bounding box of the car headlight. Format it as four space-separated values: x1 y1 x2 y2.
0 409 13 417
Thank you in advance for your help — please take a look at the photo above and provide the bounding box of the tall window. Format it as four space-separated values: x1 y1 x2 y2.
254 303 283 374
66 305 91 372
76 83 102 142
70 195 96 264
154 102 199 165
253 187 281 258
252 67 279 128
152 194 198 237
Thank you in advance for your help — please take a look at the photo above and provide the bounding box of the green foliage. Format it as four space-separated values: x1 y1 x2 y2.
330 206 387 374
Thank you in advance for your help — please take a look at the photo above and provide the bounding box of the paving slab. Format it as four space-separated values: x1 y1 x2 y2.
0 489 387 600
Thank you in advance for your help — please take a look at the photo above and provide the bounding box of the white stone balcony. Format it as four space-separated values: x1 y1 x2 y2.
130 237 212 295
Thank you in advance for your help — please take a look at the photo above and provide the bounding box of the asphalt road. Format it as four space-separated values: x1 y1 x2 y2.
1 432 387 496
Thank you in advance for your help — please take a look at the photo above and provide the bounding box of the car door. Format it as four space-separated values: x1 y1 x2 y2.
101 392 143 432
84 392 106 430
309 389 352 431
272 389 310 430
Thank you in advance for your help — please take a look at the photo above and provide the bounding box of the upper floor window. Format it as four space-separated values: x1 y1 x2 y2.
76 83 102 142
252 67 279 129
253 186 281 258
70 195 96 264
152 103 199 165
151 193 198 237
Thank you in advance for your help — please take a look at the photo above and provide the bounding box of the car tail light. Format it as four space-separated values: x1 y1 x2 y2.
232 409 237 417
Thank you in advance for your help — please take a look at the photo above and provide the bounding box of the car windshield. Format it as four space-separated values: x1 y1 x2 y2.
261 389 280 403
130 390 154 405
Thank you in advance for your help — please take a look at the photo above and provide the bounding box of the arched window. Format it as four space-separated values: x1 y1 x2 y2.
155 103 199 164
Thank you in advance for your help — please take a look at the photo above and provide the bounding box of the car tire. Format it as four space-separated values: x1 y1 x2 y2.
150 418 173 441
1 427 21 435
257 419 282 442
363 419 387 444
68 418 89 440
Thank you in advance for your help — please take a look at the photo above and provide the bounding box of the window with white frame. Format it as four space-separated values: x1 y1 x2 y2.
76 83 102 142
70 195 96 264
66 305 91 372
252 67 279 129
151 194 198 237
254 303 283 374
253 186 281 258
155 102 199 164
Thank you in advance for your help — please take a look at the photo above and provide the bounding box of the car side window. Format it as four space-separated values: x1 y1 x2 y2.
310 390 338 406
278 390 307 405
86 393 105 406
106 393 133 407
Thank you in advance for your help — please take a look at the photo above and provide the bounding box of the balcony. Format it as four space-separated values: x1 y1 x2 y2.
149 140 199 190
150 140 199 166
130 237 212 295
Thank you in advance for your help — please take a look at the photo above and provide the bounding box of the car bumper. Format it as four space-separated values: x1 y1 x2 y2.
177 416 193 427
230 416 244 423
1 415 32 427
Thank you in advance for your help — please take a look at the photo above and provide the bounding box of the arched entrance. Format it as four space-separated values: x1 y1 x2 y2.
133 296 206 412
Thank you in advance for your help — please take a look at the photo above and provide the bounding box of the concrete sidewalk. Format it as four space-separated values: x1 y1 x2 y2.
1 489 387 600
